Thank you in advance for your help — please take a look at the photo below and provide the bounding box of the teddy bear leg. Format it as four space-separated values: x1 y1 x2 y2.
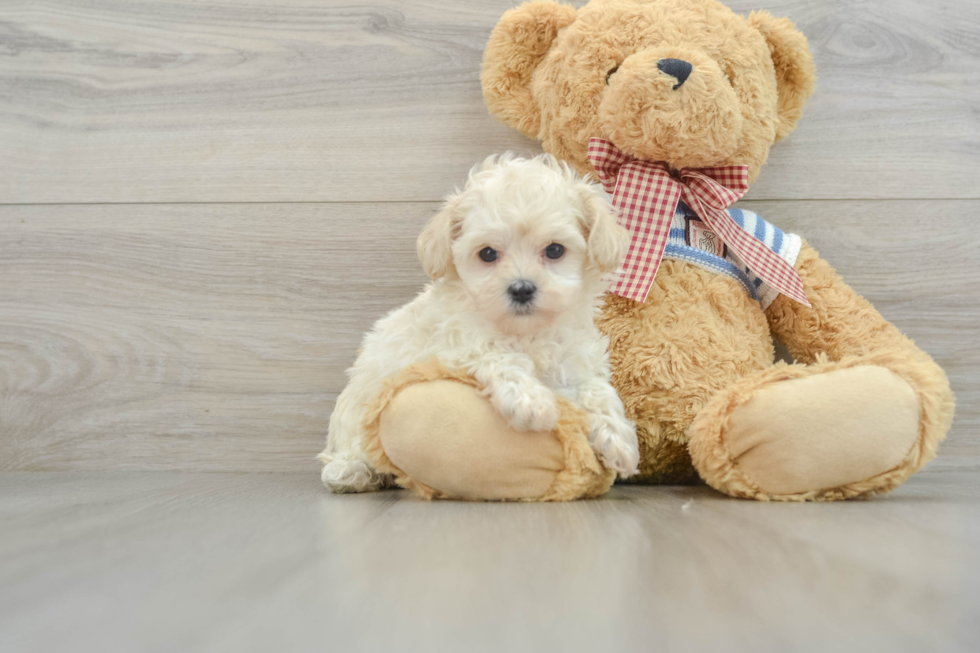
688 353 951 501
360 363 615 501
689 242 955 501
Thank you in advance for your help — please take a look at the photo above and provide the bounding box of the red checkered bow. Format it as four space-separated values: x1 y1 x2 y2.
587 137 809 306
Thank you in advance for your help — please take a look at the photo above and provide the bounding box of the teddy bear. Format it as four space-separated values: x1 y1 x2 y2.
352 0 954 502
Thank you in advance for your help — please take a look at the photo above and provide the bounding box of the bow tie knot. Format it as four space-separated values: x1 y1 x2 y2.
587 137 808 306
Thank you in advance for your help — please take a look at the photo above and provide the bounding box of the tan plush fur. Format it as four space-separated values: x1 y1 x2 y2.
596 260 775 484
482 0 815 183
483 0 955 500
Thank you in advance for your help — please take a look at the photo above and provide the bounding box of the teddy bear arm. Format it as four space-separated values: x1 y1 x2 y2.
766 240 915 363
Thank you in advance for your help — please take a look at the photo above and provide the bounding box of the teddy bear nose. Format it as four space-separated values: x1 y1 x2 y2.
657 58 693 89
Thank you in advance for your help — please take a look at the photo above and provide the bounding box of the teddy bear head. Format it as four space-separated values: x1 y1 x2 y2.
482 0 816 183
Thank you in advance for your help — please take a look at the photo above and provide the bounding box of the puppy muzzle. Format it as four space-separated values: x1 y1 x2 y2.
507 279 537 313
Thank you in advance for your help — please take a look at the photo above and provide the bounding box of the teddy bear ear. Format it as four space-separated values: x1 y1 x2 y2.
481 1 577 139
748 11 817 142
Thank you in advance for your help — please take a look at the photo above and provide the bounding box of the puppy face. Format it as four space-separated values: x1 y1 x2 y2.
418 154 626 336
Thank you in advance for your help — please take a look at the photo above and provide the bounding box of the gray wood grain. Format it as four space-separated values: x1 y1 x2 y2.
1 470 978 653
1 0 978 203
1 200 976 472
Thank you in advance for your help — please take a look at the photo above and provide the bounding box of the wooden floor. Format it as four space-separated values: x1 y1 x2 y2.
1 469 978 652
1 1 979 650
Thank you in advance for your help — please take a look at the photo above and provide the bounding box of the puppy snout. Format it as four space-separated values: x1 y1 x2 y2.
507 279 537 305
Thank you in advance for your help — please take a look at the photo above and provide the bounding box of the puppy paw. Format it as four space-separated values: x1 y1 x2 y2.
590 415 640 478
489 379 560 432
320 453 387 493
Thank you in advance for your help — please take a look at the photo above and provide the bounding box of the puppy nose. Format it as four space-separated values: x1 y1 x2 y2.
657 58 693 89
507 279 537 305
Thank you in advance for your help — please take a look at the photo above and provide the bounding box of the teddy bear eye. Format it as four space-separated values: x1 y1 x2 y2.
605 65 620 85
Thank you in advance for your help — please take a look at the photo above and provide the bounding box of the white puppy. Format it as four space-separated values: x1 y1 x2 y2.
320 153 639 493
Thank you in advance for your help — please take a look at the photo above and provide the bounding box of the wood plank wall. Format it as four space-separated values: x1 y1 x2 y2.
1 1 978 471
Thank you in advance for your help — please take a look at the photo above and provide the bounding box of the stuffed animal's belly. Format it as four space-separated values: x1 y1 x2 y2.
597 260 776 484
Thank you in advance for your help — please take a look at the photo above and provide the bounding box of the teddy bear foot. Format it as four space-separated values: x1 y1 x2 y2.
689 363 925 501
359 362 616 501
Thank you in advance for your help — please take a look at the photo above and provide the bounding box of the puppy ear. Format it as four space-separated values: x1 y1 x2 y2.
417 196 461 279
748 11 817 141
578 184 626 274
481 1 577 139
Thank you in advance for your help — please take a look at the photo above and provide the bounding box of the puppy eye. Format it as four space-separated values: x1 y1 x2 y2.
544 243 565 260
478 247 498 263
605 65 620 85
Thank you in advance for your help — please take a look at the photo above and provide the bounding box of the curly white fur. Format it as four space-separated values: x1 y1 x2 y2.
319 153 640 493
